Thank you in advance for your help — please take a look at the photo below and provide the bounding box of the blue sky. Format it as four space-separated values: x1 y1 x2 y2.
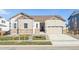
0 9 76 21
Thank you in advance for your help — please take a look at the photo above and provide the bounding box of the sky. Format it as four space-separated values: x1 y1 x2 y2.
0 9 76 21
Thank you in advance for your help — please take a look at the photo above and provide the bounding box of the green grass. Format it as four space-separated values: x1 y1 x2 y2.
0 35 51 45
0 41 52 45
33 35 46 40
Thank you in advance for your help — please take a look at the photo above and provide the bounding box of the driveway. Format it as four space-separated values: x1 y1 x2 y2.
48 34 77 40
48 34 79 46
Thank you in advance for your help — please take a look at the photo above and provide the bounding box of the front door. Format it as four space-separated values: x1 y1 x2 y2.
40 23 45 32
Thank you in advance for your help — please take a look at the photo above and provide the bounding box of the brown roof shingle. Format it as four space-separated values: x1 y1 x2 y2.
10 13 65 22
31 15 65 22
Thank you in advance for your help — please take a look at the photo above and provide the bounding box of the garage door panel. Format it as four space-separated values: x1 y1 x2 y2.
46 27 63 34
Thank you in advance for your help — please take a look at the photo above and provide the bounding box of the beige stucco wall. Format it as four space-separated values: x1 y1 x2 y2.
45 20 65 27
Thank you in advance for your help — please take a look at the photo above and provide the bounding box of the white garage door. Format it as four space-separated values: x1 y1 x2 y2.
46 26 63 34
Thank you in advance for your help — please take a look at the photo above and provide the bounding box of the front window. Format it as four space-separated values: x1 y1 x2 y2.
24 23 28 28
14 23 16 28
36 23 38 28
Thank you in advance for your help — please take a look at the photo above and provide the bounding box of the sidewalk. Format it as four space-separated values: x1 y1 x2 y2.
0 45 52 47
0 45 53 50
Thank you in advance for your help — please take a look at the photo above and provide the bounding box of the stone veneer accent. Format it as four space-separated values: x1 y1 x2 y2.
11 29 33 35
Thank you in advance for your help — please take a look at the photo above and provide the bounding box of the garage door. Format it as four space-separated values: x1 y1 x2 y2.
46 26 63 34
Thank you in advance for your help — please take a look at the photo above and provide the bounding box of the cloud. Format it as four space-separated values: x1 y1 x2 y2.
0 9 10 15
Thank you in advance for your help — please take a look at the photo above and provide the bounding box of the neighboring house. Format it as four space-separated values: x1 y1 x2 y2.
0 16 9 34
9 13 66 35
68 11 79 35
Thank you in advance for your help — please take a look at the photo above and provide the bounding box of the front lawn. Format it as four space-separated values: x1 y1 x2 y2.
0 41 52 45
0 35 52 45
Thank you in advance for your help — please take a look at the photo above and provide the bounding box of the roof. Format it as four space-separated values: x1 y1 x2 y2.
71 10 79 16
31 15 65 22
10 13 65 22
68 10 79 20
10 12 33 20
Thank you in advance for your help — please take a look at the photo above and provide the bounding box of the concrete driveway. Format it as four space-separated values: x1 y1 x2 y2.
48 34 79 46
48 34 77 40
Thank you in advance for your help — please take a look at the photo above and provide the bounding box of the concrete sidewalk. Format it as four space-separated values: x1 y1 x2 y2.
0 45 53 50
0 45 79 50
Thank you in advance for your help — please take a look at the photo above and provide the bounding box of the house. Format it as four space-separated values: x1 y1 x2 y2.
0 17 9 35
9 13 66 35
68 11 79 35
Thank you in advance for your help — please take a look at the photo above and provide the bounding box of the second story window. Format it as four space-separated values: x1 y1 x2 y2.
14 23 16 28
24 23 28 28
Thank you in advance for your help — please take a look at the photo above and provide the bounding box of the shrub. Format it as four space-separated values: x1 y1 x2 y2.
33 35 46 40
0 37 12 41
